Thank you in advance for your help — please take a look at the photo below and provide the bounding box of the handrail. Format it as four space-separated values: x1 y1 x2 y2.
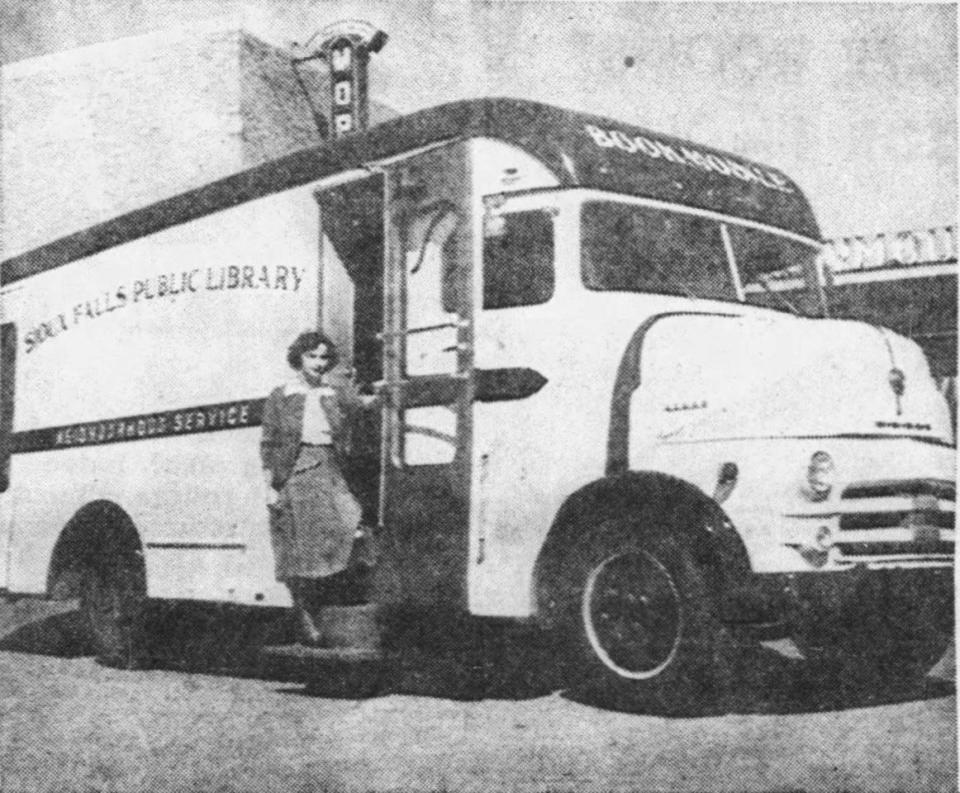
376 319 469 340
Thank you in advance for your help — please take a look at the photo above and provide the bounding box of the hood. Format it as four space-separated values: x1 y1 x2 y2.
630 313 953 446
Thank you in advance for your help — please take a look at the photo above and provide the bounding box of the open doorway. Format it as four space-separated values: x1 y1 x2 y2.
316 175 385 390
316 175 385 526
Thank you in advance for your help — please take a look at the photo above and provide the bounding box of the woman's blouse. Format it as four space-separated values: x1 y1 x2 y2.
285 381 334 445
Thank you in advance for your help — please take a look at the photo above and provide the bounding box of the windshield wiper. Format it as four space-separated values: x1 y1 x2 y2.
753 271 804 317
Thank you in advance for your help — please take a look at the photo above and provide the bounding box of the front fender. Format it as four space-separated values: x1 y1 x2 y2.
533 471 750 626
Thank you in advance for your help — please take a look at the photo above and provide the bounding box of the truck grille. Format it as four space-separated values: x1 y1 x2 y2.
839 510 955 531
835 479 955 561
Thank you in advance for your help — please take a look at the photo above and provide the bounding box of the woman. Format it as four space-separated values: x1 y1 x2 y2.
260 331 375 644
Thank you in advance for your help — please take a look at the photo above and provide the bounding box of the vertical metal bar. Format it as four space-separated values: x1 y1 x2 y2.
377 175 392 527
813 248 831 318
720 223 745 303
0 323 16 494
316 206 325 332
382 170 404 472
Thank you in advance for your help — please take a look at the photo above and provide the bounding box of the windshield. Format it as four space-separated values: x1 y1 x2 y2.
581 201 824 313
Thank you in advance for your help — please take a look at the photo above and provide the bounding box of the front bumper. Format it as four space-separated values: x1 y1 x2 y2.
719 564 954 639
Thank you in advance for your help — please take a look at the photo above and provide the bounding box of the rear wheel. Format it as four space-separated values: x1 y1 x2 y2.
80 558 148 669
547 518 734 714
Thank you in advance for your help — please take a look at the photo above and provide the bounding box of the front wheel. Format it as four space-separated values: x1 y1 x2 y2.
548 520 734 714
80 559 148 669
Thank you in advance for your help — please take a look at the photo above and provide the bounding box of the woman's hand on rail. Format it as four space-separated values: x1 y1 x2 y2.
262 470 279 506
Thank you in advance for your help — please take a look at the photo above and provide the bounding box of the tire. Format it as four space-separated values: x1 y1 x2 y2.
546 517 734 714
796 569 953 691
80 558 148 669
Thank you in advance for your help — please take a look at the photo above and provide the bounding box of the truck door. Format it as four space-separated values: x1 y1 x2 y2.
380 143 474 606
316 175 386 526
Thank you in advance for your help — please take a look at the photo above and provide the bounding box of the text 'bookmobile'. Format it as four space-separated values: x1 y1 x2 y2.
0 24 953 712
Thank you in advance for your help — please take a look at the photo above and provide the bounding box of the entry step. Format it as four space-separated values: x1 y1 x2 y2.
261 644 384 664
308 603 383 650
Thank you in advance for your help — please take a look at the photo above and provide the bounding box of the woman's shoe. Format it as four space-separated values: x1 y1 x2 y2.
289 579 323 645
296 605 323 646
350 523 378 569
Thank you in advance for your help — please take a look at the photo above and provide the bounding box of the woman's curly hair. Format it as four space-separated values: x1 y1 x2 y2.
286 331 339 371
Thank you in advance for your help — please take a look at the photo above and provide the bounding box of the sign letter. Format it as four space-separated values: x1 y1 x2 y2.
330 45 352 72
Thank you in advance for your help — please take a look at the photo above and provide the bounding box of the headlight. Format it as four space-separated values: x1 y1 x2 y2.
791 526 834 568
804 451 835 501
815 525 833 550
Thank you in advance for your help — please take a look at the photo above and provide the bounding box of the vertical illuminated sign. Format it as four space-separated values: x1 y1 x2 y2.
317 22 387 139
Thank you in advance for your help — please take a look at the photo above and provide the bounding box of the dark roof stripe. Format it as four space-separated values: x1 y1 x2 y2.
1 98 818 285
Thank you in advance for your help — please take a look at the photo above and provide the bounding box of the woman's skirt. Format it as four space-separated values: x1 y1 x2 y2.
269 445 362 581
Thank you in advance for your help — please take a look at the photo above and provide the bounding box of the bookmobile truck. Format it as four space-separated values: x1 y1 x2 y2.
0 27 953 712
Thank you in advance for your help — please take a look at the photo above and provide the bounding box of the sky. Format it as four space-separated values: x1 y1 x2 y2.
0 1 955 239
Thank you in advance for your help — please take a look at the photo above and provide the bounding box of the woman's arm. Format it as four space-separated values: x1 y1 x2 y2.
260 388 283 498
338 374 381 412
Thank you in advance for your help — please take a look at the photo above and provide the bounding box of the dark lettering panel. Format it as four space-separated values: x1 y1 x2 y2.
9 366 544 456
13 398 265 454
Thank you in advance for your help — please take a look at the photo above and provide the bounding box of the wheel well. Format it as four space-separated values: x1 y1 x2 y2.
532 471 749 624
46 501 144 600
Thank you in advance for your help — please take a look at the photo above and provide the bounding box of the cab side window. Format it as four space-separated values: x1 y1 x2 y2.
483 210 555 309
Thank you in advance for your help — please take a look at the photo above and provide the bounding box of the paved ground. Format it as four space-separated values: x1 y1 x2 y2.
0 598 955 793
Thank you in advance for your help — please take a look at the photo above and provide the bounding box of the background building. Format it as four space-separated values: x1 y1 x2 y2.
0 24 392 259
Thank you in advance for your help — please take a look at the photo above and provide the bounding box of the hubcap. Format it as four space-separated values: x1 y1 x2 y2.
582 550 682 679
